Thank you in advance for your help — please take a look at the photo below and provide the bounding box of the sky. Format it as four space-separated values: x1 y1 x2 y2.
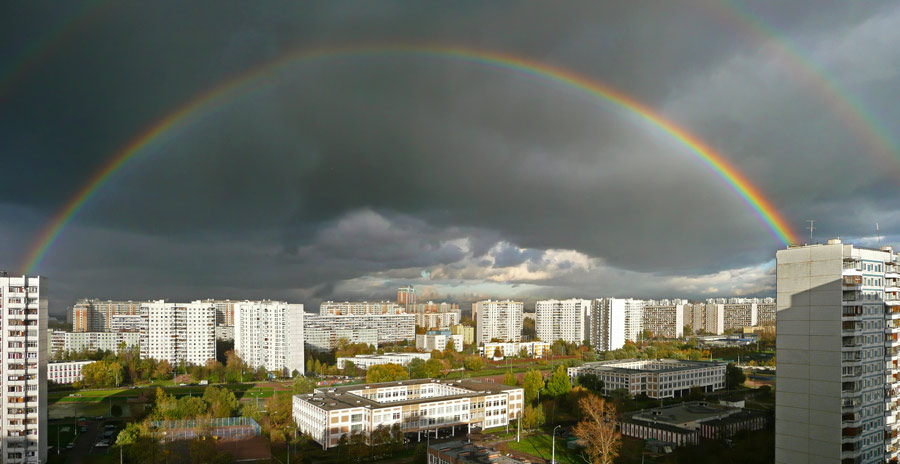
2 1 899 317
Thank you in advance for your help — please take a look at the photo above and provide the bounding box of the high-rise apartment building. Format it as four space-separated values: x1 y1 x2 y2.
1 275 47 464
398 285 416 311
590 298 644 350
50 331 140 358
474 300 523 345
413 302 461 330
72 299 141 332
233 301 305 376
642 300 685 339
139 300 216 366
775 239 899 464
534 299 591 344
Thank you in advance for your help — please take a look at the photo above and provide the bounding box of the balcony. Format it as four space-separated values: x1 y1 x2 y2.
843 276 862 290
843 306 863 320
843 291 862 302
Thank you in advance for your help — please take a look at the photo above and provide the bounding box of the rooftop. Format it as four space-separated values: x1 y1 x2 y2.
577 359 725 375
296 378 519 411
429 440 529 464
630 401 737 426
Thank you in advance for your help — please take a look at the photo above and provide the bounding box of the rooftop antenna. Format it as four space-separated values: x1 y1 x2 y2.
806 220 816 244
876 222 883 245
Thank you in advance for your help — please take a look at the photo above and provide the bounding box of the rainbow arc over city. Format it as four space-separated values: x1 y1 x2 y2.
18 44 800 274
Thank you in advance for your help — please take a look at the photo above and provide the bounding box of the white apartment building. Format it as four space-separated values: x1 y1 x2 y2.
336 353 431 370
416 311 461 331
590 298 644 351
234 301 305 376
47 361 92 385
480 341 550 359
139 300 216 366
109 313 143 332
319 301 405 316
1 274 47 464
567 359 725 399
293 379 524 449
474 300 523 345
534 299 591 344
416 331 464 352
196 299 237 341
775 240 900 464
642 302 685 339
50 331 140 358
304 314 414 351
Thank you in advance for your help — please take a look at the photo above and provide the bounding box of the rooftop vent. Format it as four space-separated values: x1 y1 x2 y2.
881 245 894 254
828 238 842 245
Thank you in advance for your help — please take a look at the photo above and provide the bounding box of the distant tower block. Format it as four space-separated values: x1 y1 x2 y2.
398 285 416 310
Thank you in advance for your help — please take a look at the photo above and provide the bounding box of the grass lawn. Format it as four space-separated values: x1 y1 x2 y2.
506 433 582 464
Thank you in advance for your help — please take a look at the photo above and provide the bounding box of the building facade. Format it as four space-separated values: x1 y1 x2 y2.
642 301 685 339
72 299 142 332
775 240 899 464
534 299 591 345
450 325 474 346
567 359 726 399
234 301 305 376
336 353 431 370
47 361 92 385
319 301 405 316
590 298 644 351
304 314 415 348
428 441 528 464
474 300 523 345
293 379 523 449
1 275 47 464
480 341 550 359
50 331 140 358
139 300 216 366
416 331 464 352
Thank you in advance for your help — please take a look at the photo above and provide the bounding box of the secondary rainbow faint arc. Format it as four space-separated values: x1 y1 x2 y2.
19 44 799 274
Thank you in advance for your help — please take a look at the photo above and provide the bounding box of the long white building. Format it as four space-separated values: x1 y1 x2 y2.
775 240 900 463
293 379 524 449
534 299 591 344
567 359 725 399
303 314 414 351
234 301 305 376
72 299 142 332
1 274 47 464
47 361 92 385
50 331 140 358
336 353 431 370
139 300 216 366
474 300 523 345
590 298 644 351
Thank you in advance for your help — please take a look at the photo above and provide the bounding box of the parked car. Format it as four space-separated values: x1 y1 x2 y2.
80 426 87 433
66 443 76 449
104 424 116 431
96 440 110 448
94 416 103 420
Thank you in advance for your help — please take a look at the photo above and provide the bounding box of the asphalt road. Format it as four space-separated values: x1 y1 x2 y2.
67 420 98 464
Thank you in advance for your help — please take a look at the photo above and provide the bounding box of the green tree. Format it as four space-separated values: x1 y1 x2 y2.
408 358 427 379
202 386 239 417
522 369 544 404
444 338 457 353
544 365 572 398
366 363 409 383
502 370 518 386
343 361 359 377
153 360 172 380
726 363 746 388
423 359 443 378
577 373 604 392
463 356 483 371
293 375 316 394
521 404 545 431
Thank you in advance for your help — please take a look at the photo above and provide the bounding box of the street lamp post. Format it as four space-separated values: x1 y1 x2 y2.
551 425 561 464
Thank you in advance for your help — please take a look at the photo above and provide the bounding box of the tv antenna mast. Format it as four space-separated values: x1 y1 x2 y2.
876 222 883 245
806 220 815 244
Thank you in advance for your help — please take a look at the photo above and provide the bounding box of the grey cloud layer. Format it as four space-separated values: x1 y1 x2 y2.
1 1 899 314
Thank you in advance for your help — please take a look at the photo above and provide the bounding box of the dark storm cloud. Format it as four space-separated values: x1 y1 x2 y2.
2 1 900 314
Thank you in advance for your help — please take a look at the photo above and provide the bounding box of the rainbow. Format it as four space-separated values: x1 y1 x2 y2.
717 0 900 174
19 44 799 273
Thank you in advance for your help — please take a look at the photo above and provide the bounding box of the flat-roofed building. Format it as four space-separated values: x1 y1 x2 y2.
474 300 523 345
416 331 463 352
450 325 474 345
336 353 431 370
567 359 726 399
428 440 529 464
47 361 92 385
535 299 591 345
620 401 769 447
480 341 550 359
293 379 524 449
642 301 685 338
50 330 140 358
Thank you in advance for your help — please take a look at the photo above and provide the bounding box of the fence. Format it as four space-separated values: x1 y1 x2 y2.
149 416 261 442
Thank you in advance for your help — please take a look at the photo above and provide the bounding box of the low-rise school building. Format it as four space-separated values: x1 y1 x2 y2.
293 378 524 449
